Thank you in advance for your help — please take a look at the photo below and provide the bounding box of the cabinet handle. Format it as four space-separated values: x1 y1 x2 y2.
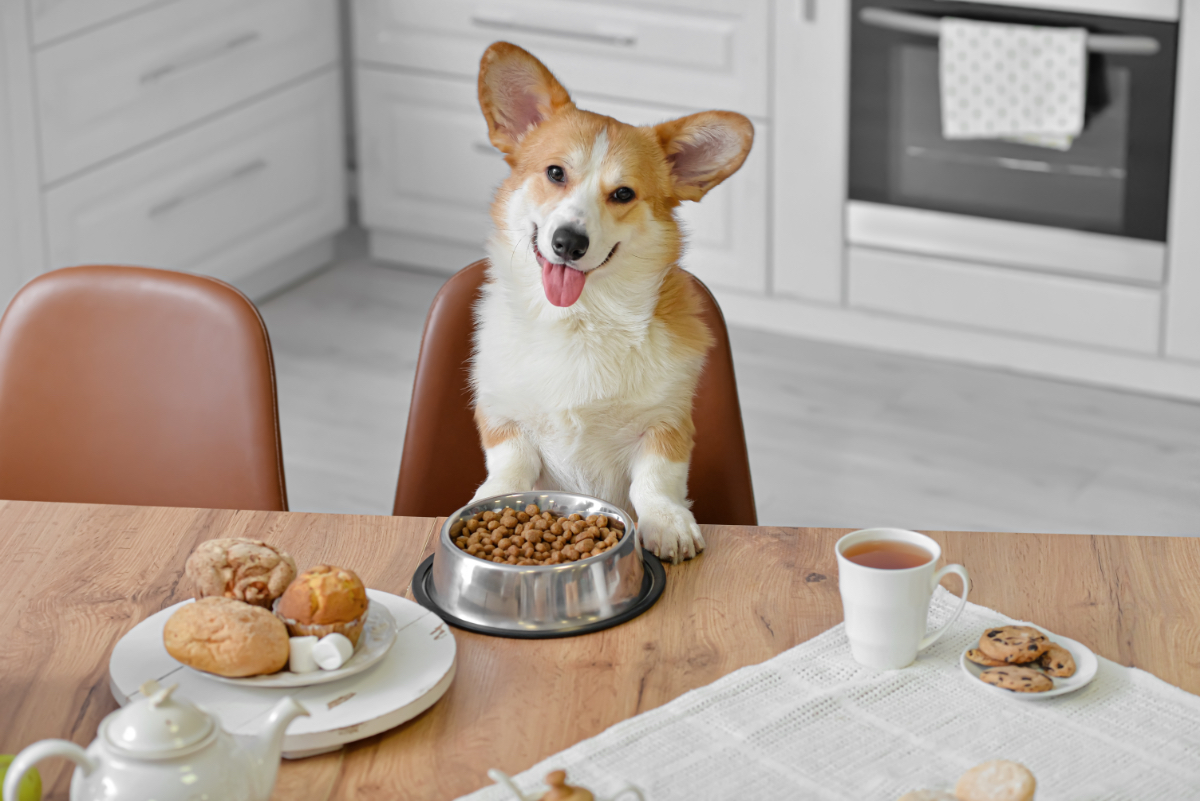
140 31 261 85
148 159 267 218
470 15 636 47
472 141 500 155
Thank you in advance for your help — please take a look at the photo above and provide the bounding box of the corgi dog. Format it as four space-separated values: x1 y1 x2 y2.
469 42 753 563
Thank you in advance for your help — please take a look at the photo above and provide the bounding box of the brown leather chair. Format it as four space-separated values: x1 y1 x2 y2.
0 265 287 511
393 260 757 525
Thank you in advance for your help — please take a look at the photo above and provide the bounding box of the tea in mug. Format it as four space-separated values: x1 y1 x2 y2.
842 539 933 570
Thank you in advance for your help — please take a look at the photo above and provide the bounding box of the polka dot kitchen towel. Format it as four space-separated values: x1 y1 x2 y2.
940 18 1087 150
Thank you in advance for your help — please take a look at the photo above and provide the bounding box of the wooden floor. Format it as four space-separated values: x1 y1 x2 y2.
259 238 1200 536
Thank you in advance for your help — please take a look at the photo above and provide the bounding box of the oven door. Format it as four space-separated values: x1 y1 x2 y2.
848 0 1178 282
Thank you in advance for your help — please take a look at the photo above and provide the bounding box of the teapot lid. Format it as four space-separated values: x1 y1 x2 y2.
102 680 215 758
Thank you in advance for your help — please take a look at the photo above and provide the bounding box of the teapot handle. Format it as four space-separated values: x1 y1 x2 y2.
4 740 98 801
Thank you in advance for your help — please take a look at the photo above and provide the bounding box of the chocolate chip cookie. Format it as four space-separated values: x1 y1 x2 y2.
965 648 1007 667
1039 642 1076 677
979 666 1053 693
978 625 1048 664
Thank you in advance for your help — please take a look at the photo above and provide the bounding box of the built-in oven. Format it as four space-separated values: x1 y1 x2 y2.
848 0 1178 283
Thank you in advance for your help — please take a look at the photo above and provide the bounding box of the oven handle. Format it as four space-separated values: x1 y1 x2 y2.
859 7 1160 56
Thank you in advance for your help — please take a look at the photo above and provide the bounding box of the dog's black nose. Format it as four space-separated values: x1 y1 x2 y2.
551 226 589 262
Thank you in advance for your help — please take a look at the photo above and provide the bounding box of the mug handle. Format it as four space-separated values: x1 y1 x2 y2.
917 564 970 652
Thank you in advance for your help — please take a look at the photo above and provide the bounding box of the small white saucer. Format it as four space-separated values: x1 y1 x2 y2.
960 628 1098 699
194 601 397 688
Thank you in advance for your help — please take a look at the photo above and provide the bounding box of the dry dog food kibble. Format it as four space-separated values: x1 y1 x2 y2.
448 505 625 565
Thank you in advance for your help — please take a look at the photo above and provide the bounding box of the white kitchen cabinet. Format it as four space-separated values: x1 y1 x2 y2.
0 1 43 311
355 0 769 118
353 0 770 293
356 67 768 293
356 69 508 272
45 72 345 286
36 0 338 183
0 0 344 303
847 247 1162 354
1165 0 1200 362
29 0 165 46
772 0 849 303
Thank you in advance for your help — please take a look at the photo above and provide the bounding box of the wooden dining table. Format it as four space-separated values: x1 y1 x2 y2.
2 499 1198 800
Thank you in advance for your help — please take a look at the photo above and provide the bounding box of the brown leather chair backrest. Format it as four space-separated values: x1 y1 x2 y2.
393 260 757 525
0 265 287 511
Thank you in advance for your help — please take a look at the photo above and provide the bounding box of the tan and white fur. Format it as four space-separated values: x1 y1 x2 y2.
469 42 753 563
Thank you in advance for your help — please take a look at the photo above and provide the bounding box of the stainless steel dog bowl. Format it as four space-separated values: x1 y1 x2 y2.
427 491 649 634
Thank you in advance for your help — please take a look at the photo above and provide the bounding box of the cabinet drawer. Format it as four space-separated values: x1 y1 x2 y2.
354 0 768 118
357 68 767 294
45 71 345 285
30 0 164 45
35 0 337 183
848 247 1162 354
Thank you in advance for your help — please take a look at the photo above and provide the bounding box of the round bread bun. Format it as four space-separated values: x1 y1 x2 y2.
185 538 297 608
164 597 289 677
277 565 368 626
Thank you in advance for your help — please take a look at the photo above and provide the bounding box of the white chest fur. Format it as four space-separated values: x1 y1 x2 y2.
472 260 700 509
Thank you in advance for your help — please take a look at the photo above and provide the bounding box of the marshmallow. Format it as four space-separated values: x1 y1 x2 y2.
312 633 354 670
288 636 319 674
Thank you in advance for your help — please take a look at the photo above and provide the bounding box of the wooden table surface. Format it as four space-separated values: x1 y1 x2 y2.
2 500 1199 800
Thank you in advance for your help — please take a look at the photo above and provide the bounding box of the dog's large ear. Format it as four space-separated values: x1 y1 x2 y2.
653 112 754 202
478 42 572 156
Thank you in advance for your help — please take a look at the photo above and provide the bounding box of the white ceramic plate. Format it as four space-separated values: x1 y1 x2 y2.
183 601 397 688
110 590 457 757
960 628 1098 699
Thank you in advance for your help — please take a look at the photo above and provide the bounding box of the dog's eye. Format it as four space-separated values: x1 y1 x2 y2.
546 165 565 184
611 187 635 203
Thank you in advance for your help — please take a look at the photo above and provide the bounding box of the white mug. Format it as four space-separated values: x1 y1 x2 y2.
836 528 970 670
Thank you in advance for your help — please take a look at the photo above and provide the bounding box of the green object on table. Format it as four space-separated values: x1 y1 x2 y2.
0 755 42 801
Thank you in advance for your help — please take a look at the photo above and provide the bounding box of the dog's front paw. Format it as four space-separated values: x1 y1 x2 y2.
637 504 704 564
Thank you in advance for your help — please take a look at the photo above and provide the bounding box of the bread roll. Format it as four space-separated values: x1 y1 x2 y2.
164 597 289 677
185 538 297 608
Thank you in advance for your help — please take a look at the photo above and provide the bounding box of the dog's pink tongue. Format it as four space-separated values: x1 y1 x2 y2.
541 262 587 307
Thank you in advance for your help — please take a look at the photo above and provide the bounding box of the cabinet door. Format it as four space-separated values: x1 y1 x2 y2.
356 69 767 294
35 0 338 182
355 0 768 118
44 71 345 285
356 69 510 261
772 0 849 303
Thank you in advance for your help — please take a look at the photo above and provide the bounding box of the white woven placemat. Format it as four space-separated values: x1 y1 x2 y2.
458 589 1200 800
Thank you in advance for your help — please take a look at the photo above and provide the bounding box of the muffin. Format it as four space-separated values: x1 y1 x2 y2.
275 565 369 646
164 597 290 677
185 538 297 609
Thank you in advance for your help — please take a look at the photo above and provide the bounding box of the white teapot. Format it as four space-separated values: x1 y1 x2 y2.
3 680 307 801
